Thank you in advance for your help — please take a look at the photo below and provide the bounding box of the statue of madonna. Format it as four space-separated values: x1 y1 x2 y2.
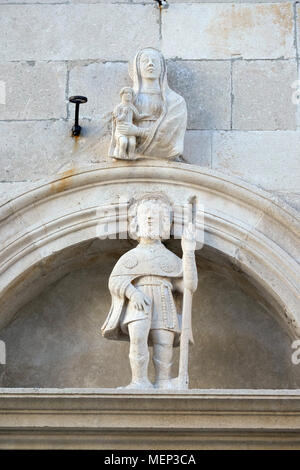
109 47 187 161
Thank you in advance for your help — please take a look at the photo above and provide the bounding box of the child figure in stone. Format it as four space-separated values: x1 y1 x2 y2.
109 87 148 160
101 194 198 390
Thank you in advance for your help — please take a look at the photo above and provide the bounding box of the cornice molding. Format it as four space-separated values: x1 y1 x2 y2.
0 389 300 449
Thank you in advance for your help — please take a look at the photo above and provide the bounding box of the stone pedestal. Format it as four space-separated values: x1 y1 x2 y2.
1 389 300 449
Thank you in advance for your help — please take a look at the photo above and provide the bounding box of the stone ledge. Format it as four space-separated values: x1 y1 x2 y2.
0 389 300 449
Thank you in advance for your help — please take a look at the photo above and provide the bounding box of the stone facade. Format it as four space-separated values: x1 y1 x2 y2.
0 0 299 449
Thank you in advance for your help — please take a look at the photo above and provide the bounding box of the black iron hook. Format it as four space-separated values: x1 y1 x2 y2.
154 0 168 8
68 95 88 137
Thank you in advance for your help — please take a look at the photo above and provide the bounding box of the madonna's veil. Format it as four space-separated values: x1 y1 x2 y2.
132 47 168 97
132 47 187 159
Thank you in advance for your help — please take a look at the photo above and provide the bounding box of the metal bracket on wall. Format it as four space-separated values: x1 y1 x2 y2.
153 0 169 9
68 95 88 137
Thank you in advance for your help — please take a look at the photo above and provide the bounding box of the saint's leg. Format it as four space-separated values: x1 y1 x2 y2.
126 318 153 389
151 329 175 389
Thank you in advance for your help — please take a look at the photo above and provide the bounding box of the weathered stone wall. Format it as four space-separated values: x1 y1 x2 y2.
0 0 299 210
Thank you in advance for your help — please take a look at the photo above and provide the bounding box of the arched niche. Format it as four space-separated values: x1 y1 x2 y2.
0 237 299 389
0 161 299 342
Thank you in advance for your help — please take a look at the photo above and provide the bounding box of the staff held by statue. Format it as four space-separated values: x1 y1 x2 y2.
178 197 198 389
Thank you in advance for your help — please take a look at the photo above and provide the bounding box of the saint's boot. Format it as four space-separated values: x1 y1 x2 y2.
153 355 173 390
127 352 153 389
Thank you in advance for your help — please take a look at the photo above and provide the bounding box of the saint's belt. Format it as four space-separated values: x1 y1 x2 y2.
135 278 172 288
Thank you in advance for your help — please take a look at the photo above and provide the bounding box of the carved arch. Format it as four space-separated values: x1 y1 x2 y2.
0 162 299 336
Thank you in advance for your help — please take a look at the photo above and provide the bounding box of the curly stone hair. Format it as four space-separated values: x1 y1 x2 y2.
119 86 135 100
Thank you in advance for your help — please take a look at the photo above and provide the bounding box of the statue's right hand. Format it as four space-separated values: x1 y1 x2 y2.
131 291 151 312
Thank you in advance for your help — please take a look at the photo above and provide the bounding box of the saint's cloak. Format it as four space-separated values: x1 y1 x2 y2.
101 243 183 345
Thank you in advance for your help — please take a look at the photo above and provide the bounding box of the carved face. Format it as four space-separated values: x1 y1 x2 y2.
121 90 133 103
136 199 171 240
139 50 162 80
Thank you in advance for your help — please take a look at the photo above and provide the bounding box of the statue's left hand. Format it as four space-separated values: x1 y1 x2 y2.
181 222 197 253
116 123 139 136
181 222 198 293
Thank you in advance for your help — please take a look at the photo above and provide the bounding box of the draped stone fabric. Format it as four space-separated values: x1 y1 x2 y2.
101 243 183 345
132 48 187 160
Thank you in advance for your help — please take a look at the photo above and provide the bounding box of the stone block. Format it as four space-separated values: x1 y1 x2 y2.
0 0 130 2
0 119 110 181
71 0 130 3
0 0 66 3
167 60 231 130
0 4 159 61
169 0 292 2
68 62 131 120
212 130 300 191
232 59 297 130
297 4 300 54
183 130 211 166
162 4 295 60
0 62 67 120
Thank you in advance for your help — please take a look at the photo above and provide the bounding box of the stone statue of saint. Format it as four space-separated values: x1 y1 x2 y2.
101 194 198 390
109 48 187 161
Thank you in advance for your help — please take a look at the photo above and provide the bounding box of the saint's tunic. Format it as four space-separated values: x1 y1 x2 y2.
121 275 180 334
101 243 183 346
